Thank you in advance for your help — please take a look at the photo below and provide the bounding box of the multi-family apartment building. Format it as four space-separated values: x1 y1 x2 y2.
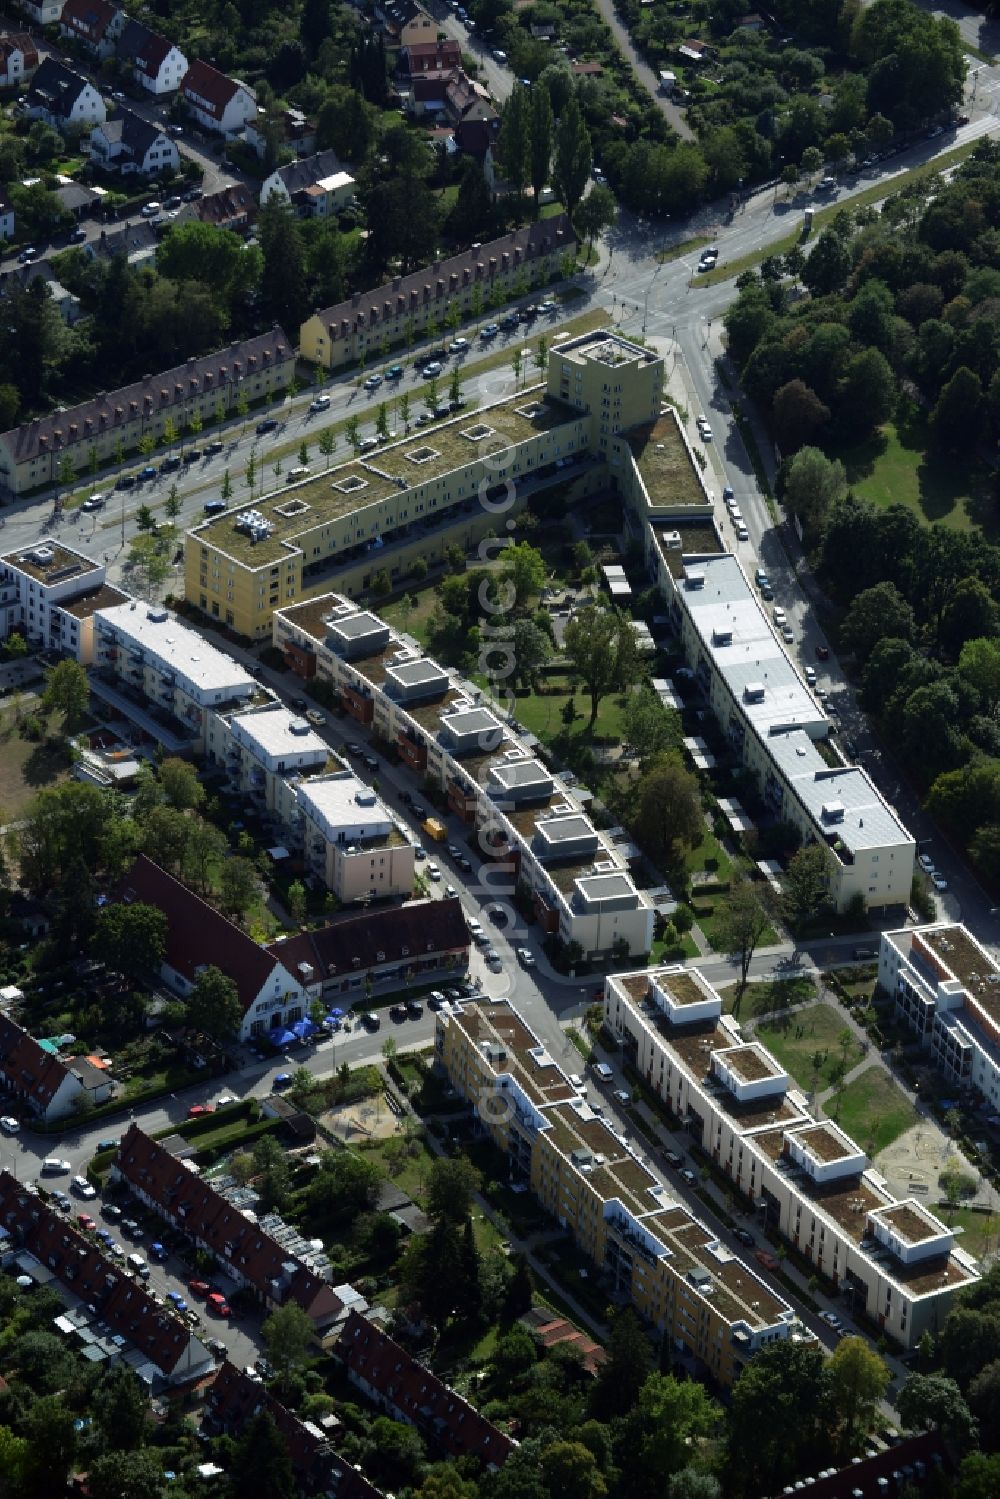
272 593 654 960
602 965 979 1347
0 540 126 659
92 600 255 752
879 923 1000 1106
437 996 806 1386
658 551 913 912
202 699 416 902
0 328 293 496
300 217 574 371
184 328 660 640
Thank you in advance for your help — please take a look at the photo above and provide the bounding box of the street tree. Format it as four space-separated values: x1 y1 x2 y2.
187 964 242 1039
42 658 89 730
563 603 641 728
634 760 703 869
781 446 846 536
717 880 775 1015
575 184 618 255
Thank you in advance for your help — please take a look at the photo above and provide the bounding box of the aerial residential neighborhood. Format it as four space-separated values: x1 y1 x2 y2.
0 0 999 1494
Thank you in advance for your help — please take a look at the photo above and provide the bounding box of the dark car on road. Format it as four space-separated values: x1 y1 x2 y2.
256 418 278 436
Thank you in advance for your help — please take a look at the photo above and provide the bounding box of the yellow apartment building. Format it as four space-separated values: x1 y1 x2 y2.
436 997 803 1387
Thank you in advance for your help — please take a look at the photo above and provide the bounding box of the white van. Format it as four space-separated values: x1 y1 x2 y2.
592 1061 614 1082
126 1252 148 1277
773 606 787 627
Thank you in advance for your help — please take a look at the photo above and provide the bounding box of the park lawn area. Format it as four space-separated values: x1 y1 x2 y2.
720 975 817 1018
514 684 629 745
685 827 735 885
0 705 73 818
832 1065 920 1153
757 1002 866 1092
834 418 990 534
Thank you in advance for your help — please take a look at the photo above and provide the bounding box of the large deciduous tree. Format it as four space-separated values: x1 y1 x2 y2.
563 604 641 728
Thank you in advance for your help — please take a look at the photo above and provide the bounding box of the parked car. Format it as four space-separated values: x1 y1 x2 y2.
41 1158 70 1174
363 374 382 391
386 364 404 380
734 1227 755 1247
815 643 830 660
187 1103 214 1118
81 493 105 511
72 1175 96 1199
517 948 536 968
141 201 162 218
273 1072 292 1088
421 361 443 378
309 395 331 413
480 323 499 341
256 418 278 436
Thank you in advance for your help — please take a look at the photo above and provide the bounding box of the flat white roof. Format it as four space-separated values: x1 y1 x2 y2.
681 557 912 855
315 171 355 192
296 771 392 842
95 602 254 700
230 704 327 762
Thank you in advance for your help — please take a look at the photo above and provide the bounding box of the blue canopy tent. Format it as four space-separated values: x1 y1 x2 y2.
291 1017 318 1041
269 1027 296 1048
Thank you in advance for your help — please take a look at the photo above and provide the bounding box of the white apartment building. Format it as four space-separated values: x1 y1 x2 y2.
0 541 126 661
603 966 978 1347
273 595 654 961
660 553 914 912
296 771 415 903
93 600 254 752
879 923 1000 1106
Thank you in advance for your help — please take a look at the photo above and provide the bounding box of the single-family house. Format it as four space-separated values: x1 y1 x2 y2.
59 0 124 59
0 197 13 240
116 854 308 1041
0 33 39 87
677 39 708 62
175 182 256 232
377 0 438 47
453 94 499 157
400 38 461 74
338 1311 514 1466
0 1013 115 1120
2 263 82 322
0 1170 214 1386
259 150 355 216
90 108 179 176
24 57 106 130
15 0 65 23
116 19 188 95
179 58 256 137
243 107 315 160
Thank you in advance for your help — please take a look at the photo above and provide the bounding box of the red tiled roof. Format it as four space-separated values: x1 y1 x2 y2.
185 183 256 227
0 1170 206 1379
180 58 251 119
570 61 602 75
117 855 283 1014
60 0 119 41
115 1126 343 1326
0 328 292 466
266 895 469 979
208 1363 385 1496
339 1310 514 1466
0 1012 75 1111
0 32 38 68
402 39 461 71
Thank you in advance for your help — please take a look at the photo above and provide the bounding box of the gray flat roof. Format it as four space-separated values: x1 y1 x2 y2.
536 814 597 845
386 657 446 688
489 757 553 791
442 706 502 736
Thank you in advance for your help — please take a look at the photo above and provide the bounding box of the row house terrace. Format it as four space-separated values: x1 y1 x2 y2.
603 967 979 1347
0 1170 213 1385
113 1125 344 1330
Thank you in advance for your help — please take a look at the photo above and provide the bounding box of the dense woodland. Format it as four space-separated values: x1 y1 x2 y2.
721 139 1000 885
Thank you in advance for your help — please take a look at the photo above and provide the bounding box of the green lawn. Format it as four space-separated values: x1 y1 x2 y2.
757 1003 866 1092
514 685 629 745
720 975 817 1018
685 828 734 885
831 1066 920 1154
942 1205 1000 1261
381 588 441 647
834 418 990 534
649 930 699 963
